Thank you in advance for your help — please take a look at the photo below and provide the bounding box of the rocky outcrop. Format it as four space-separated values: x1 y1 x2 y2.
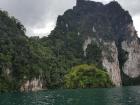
74 0 138 86
82 36 122 86
102 41 122 86
20 78 44 92
122 38 140 78
83 37 93 56
18 0 140 87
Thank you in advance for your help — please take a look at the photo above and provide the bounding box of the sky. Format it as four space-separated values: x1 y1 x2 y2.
0 0 139 37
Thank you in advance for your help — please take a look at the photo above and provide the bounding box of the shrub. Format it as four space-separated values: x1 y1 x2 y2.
64 64 113 88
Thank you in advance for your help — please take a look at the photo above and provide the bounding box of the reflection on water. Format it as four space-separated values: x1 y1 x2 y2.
0 86 140 105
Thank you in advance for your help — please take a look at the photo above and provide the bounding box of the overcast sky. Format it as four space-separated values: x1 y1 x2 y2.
0 0 139 37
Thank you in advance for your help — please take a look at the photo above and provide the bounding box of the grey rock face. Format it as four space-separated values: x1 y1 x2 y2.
102 41 122 86
20 78 44 92
49 0 140 86
122 39 140 78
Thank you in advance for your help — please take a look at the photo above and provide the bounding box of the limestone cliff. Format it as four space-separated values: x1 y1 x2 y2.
20 78 44 92
122 38 140 78
47 0 140 86
102 41 122 86
1 0 140 92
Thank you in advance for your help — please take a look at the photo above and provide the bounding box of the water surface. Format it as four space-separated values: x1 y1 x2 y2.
0 86 140 105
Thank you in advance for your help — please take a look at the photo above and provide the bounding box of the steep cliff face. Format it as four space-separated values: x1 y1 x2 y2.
83 37 122 86
122 38 140 78
120 23 140 78
102 41 121 86
45 0 140 86
1 0 140 91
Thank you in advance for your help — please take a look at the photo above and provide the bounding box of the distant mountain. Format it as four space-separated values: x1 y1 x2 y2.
0 0 140 92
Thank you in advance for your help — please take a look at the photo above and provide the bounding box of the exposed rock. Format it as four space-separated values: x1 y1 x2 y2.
41 0 140 86
20 78 44 92
127 23 136 37
83 37 93 56
54 0 140 86
82 36 122 86
122 38 140 78
102 41 122 86
1 0 140 92
78 32 80 36
92 26 96 32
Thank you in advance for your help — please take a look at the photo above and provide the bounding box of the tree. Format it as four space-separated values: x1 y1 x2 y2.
64 64 113 88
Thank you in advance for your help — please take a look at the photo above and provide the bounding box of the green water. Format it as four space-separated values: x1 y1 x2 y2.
0 86 140 105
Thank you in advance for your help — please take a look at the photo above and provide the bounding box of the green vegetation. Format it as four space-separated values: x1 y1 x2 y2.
0 0 138 91
0 10 53 91
0 6 116 92
86 42 102 68
64 64 113 88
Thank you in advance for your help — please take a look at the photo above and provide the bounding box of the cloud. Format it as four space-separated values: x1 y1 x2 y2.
117 0 140 16
0 0 139 37
133 15 140 36
31 21 56 37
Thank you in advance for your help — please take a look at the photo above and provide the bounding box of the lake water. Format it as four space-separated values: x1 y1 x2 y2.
0 86 140 105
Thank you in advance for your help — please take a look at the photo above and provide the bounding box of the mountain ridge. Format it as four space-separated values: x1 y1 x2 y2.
46 0 140 86
0 0 140 92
